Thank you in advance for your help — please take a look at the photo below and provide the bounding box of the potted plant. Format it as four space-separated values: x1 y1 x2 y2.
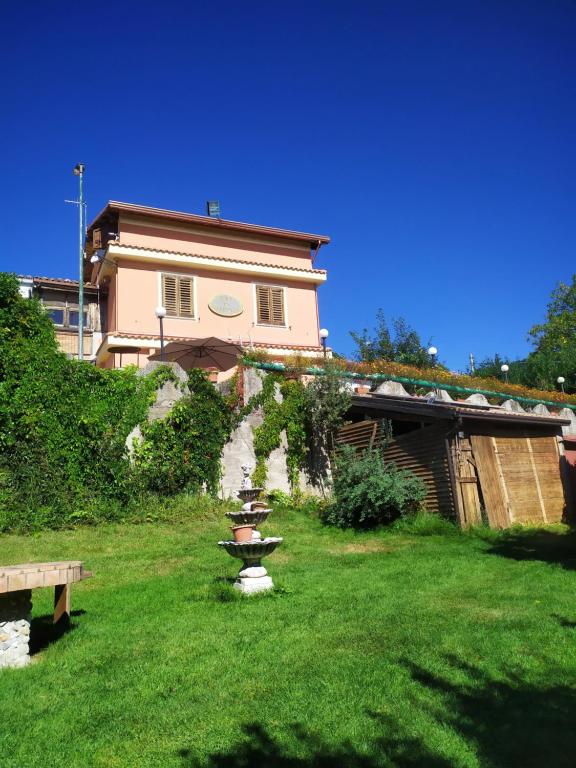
231 524 256 543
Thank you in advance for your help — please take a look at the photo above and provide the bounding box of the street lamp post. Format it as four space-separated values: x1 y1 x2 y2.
319 328 329 359
501 364 509 383
155 306 167 361
557 376 565 394
427 346 438 367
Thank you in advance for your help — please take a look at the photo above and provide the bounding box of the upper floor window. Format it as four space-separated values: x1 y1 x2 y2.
45 304 88 329
162 273 195 318
255 285 286 326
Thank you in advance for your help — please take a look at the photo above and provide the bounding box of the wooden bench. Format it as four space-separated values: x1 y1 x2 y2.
0 561 92 624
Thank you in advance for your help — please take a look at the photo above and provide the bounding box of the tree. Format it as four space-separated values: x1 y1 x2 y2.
475 276 576 392
528 276 576 354
350 310 431 367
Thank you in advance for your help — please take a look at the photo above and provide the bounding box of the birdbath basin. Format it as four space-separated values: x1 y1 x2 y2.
237 488 263 503
218 538 283 594
226 509 271 526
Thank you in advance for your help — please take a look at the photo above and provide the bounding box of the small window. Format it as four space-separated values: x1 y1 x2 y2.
69 310 88 328
256 285 285 326
47 308 65 325
162 274 195 318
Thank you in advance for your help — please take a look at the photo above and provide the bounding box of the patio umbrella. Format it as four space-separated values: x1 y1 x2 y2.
149 337 243 371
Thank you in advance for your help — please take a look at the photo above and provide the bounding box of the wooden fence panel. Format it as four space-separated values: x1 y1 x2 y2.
470 435 510 528
471 432 566 527
454 435 483 526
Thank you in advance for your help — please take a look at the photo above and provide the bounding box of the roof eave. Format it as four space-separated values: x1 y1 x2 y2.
87 201 330 247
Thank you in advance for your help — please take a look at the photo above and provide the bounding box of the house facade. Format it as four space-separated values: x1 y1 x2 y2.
85 202 329 371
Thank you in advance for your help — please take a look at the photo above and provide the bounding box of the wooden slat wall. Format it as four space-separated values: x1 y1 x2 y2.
382 425 456 518
335 420 383 452
335 421 456 518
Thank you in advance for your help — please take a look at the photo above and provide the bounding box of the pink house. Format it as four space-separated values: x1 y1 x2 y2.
85 202 330 372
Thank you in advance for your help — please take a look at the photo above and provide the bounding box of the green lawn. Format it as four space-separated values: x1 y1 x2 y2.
1 508 575 767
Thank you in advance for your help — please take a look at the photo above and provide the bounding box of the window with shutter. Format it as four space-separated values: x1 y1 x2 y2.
256 285 285 326
162 274 195 319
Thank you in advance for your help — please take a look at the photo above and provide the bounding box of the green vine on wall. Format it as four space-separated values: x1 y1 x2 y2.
241 372 308 491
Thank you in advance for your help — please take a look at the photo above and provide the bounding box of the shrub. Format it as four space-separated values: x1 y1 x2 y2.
322 445 427 529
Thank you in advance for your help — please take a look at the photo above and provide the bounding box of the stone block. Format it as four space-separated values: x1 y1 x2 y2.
374 381 411 397
465 393 490 406
501 399 526 413
243 367 264 401
558 408 576 436
234 575 274 594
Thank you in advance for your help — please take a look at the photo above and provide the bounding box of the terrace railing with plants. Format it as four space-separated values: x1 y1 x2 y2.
241 355 576 412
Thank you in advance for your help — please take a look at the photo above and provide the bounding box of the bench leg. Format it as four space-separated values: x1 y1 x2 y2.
53 584 71 625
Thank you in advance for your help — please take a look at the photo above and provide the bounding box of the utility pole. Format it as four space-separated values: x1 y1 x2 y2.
73 163 85 360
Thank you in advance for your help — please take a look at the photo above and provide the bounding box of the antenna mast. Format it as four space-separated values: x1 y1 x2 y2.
72 163 85 360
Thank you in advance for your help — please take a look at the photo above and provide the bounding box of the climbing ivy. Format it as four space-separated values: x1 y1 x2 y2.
132 368 234 496
242 372 309 492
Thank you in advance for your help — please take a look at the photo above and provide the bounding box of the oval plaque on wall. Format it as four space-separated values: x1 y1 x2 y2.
208 294 243 317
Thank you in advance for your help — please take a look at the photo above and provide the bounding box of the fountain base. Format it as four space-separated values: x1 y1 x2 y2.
234 575 274 594
234 564 273 594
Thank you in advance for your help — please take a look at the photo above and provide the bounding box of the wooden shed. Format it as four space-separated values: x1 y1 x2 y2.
336 392 574 529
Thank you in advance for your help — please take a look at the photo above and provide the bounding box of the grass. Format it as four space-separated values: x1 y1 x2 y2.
0 508 575 767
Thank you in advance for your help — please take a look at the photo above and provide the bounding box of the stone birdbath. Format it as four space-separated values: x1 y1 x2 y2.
218 481 283 593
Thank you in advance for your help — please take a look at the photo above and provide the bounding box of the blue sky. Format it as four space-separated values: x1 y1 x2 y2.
1 0 574 370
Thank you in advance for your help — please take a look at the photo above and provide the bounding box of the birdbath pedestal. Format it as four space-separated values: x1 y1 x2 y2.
218 539 283 594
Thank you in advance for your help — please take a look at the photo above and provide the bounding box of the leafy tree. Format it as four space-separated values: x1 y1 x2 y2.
528 276 576 353
474 276 576 392
350 310 432 367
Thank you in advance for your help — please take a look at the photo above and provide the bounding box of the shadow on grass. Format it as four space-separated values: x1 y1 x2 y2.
178 657 576 768
485 528 576 570
404 655 576 768
178 718 451 767
29 609 85 655
553 614 576 629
